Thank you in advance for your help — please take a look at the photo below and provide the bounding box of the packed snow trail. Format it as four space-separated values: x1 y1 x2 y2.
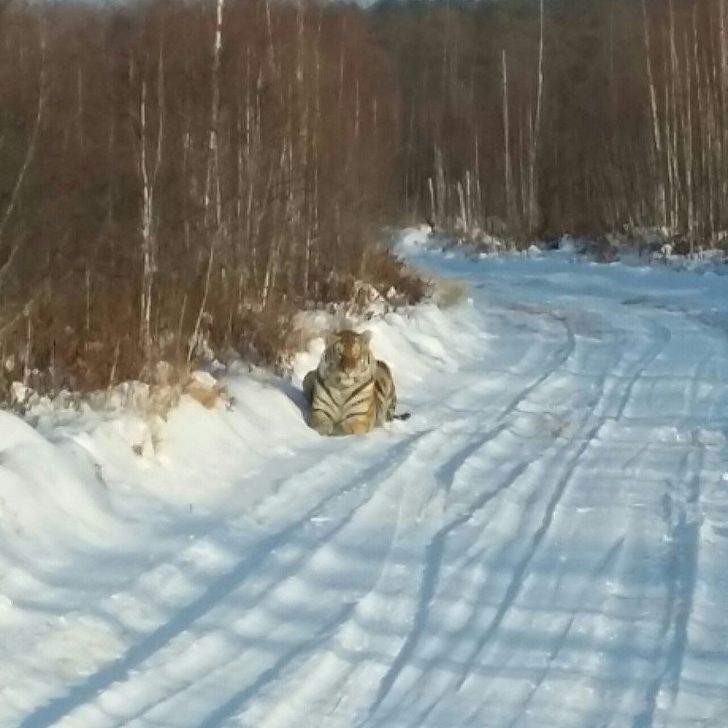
2 233 728 727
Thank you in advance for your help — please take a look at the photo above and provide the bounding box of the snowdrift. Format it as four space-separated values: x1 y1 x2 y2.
2 228 728 727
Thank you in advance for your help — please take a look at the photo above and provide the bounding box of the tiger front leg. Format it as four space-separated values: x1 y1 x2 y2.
340 409 376 436
340 419 372 436
308 409 336 436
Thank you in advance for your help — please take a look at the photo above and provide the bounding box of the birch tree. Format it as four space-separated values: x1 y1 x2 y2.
136 40 165 369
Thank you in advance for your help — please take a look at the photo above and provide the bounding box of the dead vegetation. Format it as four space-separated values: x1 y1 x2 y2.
3 0 728 405
0 0 423 404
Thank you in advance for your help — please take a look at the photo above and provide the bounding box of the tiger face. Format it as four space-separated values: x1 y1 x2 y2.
324 330 374 383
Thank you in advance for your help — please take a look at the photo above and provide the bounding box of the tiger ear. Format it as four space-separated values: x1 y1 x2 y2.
360 330 373 344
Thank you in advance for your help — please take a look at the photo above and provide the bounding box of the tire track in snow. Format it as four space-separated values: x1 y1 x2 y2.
452 422 602 694
622 313 707 728
371 299 672 727
612 316 671 421
361 312 576 723
365 316 619 727
633 443 704 728
253 382 531 727
443 308 631 696
119 428 442 727
397 436 602 728
283 315 576 728
226 434 443 728
20 431 430 728
665 444 703 698
563 309 700 728
377 268 711 727
504 535 627 728
16 254 726 728
405 306 652 726
56 306 570 728
435 310 575 488
363 460 531 724
539 311 676 728
194 600 359 728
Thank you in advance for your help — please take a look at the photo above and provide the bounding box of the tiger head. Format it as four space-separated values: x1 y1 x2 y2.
323 329 375 383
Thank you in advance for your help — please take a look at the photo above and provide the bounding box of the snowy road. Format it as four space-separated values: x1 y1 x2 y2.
2 234 728 727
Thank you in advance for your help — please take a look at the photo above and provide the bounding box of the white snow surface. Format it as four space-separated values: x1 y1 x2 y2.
2 228 728 727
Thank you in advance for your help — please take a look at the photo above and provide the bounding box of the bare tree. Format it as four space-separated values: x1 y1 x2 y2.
0 27 46 278
136 38 165 370
527 0 545 235
190 0 225 362
502 49 515 227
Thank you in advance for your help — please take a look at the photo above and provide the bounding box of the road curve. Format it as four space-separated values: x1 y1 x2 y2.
4 247 728 728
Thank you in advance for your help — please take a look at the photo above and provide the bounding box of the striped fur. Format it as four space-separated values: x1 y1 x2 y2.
303 330 396 436
374 360 396 425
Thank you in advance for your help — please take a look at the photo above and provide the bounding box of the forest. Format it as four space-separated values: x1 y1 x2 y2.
0 0 725 395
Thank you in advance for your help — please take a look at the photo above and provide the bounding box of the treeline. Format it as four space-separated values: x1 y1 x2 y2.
0 0 418 394
374 0 728 245
0 0 726 396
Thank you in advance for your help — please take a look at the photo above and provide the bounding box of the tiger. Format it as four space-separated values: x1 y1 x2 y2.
302 329 399 436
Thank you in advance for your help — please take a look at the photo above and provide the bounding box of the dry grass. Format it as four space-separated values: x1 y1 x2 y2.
0 247 426 405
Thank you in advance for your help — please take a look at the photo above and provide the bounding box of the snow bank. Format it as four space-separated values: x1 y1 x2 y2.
4 233 728 727
392 224 433 255
0 286 485 726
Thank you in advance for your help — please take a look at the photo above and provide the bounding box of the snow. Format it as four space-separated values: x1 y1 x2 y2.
559 233 579 252
3 228 728 727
